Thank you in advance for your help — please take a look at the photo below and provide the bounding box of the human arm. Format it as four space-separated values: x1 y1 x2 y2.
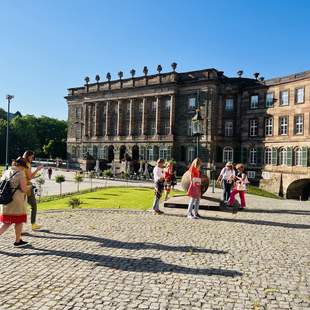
27 165 44 180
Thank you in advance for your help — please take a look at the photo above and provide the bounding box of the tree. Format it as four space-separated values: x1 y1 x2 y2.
55 175 65 196
35 177 45 201
74 173 84 192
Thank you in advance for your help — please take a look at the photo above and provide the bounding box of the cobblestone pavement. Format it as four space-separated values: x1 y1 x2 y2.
0 195 310 310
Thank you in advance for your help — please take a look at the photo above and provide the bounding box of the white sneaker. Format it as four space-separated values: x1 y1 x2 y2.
187 214 196 219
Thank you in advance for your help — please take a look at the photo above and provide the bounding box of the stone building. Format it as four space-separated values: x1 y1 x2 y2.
65 64 310 199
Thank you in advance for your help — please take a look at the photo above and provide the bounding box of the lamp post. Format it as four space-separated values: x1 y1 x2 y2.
5 95 14 170
192 107 203 158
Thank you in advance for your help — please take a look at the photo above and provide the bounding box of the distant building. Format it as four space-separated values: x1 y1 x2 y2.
65 64 310 199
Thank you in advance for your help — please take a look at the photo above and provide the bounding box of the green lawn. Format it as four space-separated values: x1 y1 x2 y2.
38 187 154 211
247 185 281 199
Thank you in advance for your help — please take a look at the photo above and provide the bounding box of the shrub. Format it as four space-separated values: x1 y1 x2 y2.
103 169 113 178
68 197 82 208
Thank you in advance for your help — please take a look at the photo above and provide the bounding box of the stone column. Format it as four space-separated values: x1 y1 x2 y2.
83 103 88 137
117 100 121 136
129 99 133 136
94 102 99 136
142 97 147 135
88 104 92 136
155 96 160 135
105 101 110 136
169 94 175 135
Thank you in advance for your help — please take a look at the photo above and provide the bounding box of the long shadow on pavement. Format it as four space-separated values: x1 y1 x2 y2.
0 247 242 277
28 230 227 255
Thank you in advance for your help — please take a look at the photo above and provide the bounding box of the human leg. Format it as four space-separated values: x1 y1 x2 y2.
0 223 11 235
27 189 38 225
239 191 246 208
14 223 23 242
228 188 238 206
187 197 195 217
193 198 201 217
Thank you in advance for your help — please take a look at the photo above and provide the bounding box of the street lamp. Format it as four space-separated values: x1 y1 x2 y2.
192 107 203 157
5 95 14 169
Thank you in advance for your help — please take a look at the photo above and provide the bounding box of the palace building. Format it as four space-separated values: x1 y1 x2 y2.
65 64 310 199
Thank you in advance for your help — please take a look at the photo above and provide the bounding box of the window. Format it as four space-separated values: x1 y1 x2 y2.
150 121 156 136
280 90 289 106
137 123 142 136
146 147 154 161
75 107 82 120
294 148 302 166
187 119 193 136
295 87 304 104
295 115 304 135
138 102 143 113
188 97 196 109
250 95 259 109
163 121 170 135
126 104 131 114
225 98 234 111
75 124 81 139
279 148 287 165
187 146 196 162
249 148 257 165
247 171 256 179
264 148 272 165
160 147 168 160
224 120 233 137
265 118 273 136
151 101 156 112
249 119 258 137
223 147 234 163
164 99 171 111
266 93 274 107
279 116 288 135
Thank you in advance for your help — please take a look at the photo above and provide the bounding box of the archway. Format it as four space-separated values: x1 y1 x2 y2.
286 179 310 200
108 145 114 162
132 145 139 161
120 145 126 161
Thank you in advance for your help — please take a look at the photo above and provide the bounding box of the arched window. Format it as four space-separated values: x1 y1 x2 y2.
223 147 233 163
187 146 196 162
279 148 287 165
264 148 272 165
294 147 302 166
249 148 257 165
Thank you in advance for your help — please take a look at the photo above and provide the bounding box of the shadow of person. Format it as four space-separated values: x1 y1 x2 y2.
31 230 227 255
0 248 242 277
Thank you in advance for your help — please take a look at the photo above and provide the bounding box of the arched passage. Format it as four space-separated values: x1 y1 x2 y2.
119 145 126 161
286 179 310 200
132 145 139 161
108 145 114 162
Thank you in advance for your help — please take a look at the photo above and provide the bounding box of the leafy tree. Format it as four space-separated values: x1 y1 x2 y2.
74 173 84 192
55 175 65 196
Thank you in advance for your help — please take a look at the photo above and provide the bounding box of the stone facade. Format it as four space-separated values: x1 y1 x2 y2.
65 66 310 199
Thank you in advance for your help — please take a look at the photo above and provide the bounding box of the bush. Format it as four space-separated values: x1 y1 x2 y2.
103 169 113 178
68 197 82 208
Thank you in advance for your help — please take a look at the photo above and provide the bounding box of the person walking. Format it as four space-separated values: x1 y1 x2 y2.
187 158 202 219
47 167 53 180
228 163 249 214
152 159 165 215
216 162 235 202
163 162 174 201
22 150 43 230
0 157 31 247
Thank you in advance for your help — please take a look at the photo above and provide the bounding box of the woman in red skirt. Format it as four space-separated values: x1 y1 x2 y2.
0 157 30 247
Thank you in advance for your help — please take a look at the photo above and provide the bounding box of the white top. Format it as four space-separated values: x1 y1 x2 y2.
153 166 163 182
220 167 235 181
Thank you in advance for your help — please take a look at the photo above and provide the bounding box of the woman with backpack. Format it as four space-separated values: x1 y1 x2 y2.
0 157 31 247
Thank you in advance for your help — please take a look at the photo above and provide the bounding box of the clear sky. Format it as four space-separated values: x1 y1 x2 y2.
0 0 309 120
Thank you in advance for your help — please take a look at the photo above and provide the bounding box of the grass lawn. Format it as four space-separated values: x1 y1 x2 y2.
247 185 281 199
38 187 184 211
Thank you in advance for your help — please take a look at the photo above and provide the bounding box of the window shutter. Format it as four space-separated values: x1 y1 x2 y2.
140 146 145 160
257 147 262 165
301 146 308 167
286 147 293 166
167 146 172 160
272 147 278 165
241 147 248 164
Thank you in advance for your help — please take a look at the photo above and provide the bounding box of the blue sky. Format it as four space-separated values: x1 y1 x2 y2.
0 0 309 120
